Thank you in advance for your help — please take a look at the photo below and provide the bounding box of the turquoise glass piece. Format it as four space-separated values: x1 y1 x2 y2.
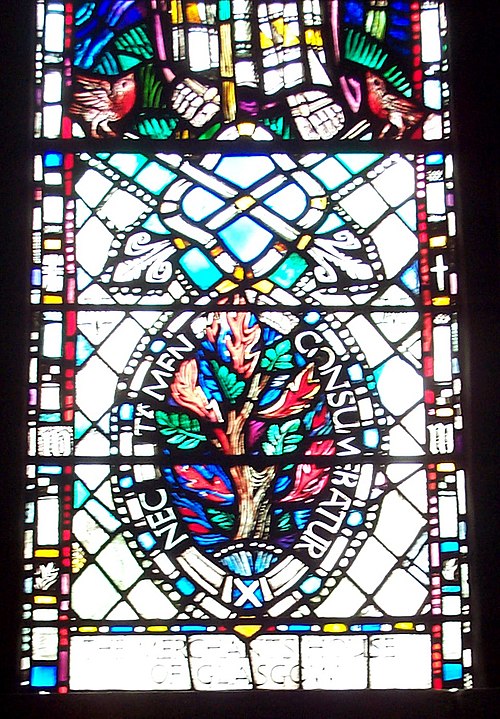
179 248 223 289
311 157 351 189
218 217 273 262
316 212 345 234
182 187 225 221
263 183 307 220
134 161 176 193
336 153 383 173
108 153 148 176
270 253 307 288
215 156 275 188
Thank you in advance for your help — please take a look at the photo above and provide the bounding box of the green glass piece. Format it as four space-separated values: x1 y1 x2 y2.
270 253 308 289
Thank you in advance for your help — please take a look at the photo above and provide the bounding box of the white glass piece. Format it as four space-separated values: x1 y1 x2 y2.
72 509 109 554
389 424 425 456
97 318 144 373
43 196 63 223
71 564 121 619
99 190 148 230
78 311 125 345
426 181 446 215
302 635 368 689
36 496 59 545
438 495 458 538
42 105 62 138
40 383 60 409
421 9 442 63
376 356 423 415
76 355 118 421
370 215 417 279
442 595 461 616
372 158 415 207
188 635 252 690
106 602 139 620
32 627 58 660
346 316 392 368
127 580 177 619
442 622 462 660
75 170 113 209
74 428 111 456
397 468 428 513
374 568 427 615
371 312 419 343
400 403 426 445
424 79 442 110
369 634 431 688
76 217 114 276
70 636 191 690
250 636 300 689
95 535 142 591
315 577 365 617
43 71 62 103
339 185 388 228
374 491 425 556
433 325 452 382
348 537 397 594
75 464 109 491
44 11 64 53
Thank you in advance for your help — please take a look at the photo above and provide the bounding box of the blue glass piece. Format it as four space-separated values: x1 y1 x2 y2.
110 626 134 632
401 261 420 292
119 403 134 420
44 152 63 167
73 479 90 509
31 665 57 687
39 413 61 422
76 334 94 365
336 153 383 173
108 153 148 176
142 213 170 234
74 411 92 440
361 624 382 632
269 253 307 289
311 157 351 190
304 311 321 325
119 475 133 489
179 248 223 290
176 577 196 595
76 268 93 291
347 510 364 527
426 153 444 165
180 625 207 632
300 576 322 594
316 212 345 234
39 466 62 474
442 586 460 593
215 156 275 188
31 268 42 286
348 364 364 382
363 428 379 448
135 162 177 194
218 217 273 262
150 339 167 353
137 532 156 550
182 187 225 221
443 663 463 681
263 184 307 220
441 541 459 552
287 625 311 632
344 1 364 25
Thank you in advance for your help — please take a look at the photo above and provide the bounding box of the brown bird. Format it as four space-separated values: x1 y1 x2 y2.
70 72 136 138
366 71 425 140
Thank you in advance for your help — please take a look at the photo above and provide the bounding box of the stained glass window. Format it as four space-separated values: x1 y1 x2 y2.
20 0 474 693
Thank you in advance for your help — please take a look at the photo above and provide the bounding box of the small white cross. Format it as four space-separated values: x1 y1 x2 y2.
430 254 448 291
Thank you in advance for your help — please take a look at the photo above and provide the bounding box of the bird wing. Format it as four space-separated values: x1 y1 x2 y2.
386 94 423 117
71 76 112 111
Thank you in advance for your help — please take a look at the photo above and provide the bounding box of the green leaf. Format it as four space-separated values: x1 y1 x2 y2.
136 115 178 139
261 339 293 371
210 361 245 403
276 512 292 531
114 25 154 63
140 64 167 109
207 508 235 531
262 419 303 456
155 411 206 450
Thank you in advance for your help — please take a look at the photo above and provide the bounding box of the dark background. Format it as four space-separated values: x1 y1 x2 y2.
1 3 498 717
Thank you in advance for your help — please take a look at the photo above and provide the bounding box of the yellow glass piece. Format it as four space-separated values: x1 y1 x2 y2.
272 18 285 39
283 25 300 47
174 238 188 249
181 129 190 140
436 408 454 417
235 196 256 211
305 29 323 47
210 246 223 257
234 625 262 639
429 235 447 248
43 295 63 304
311 197 327 209
234 266 245 280
147 626 169 632
79 626 98 633
34 596 57 605
253 280 273 294
220 24 234 77
35 549 59 557
222 81 237 122
238 122 256 137
297 234 312 250
324 623 348 633
170 0 183 24
216 280 238 293
437 463 456 472
260 32 274 49
186 2 201 23
432 297 451 306
394 622 414 631
44 238 61 250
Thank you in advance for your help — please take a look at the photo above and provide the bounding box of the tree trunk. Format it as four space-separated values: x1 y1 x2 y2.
233 465 275 539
